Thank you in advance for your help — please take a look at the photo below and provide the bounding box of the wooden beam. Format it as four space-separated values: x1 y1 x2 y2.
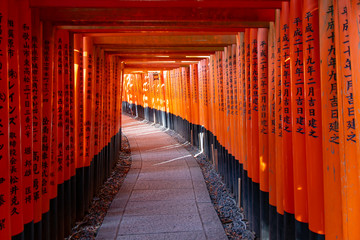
110 53 212 58
124 67 177 73
124 63 191 69
101 46 224 53
31 0 284 8
39 7 276 22
59 20 269 29
120 57 207 62
92 35 235 46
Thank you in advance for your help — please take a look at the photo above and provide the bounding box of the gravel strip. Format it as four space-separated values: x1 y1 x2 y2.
66 134 132 240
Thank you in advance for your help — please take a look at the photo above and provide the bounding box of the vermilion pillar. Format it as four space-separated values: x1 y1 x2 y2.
334 0 360 239
319 0 344 239
0 1 11 238
73 33 85 220
280 4 295 237
31 10 43 234
231 45 238 162
257 27 269 239
8 1 24 237
274 6 284 238
244 29 252 227
250 28 260 236
289 0 309 238
238 32 246 169
303 0 325 236
267 20 277 240
19 0 34 233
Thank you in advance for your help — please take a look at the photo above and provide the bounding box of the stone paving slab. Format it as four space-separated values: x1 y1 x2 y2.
116 231 207 240
129 188 195 202
133 179 193 190
123 200 198 216
118 214 203 235
96 115 227 240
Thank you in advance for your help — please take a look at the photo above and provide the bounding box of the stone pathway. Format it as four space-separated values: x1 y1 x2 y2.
96 115 227 240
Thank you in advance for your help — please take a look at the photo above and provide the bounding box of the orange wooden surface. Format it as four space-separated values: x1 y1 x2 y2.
63 31 71 182
19 0 34 225
40 20 53 217
245 29 251 174
238 32 246 166
69 32 76 180
231 45 238 161
31 7 43 226
204 60 210 131
50 25 58 201
83 36 94 167
55 30 65 188
319 0 344 238
214 53 220 143
8 1 25 234
0 1 11 238
235 35 241 162
280 1 294 215
303 0 325 234
93 48 101 157
350 0 360 197
99 52 105 155
230 45 236 157
250 28 260 183
268 21 276 207
289 0 308 224
74 34 84 169
334 0 360 238
214 56 219 137
190 64 199 126
224 47 231 154
217 52 225 148
274 6 284 215
257 28 269 192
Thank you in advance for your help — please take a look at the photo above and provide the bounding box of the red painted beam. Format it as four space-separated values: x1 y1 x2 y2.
110 53 212 58
39 7 276 22
120 57 206 62
91 34 235 46
31 0 284 8
101 46 224 53
124 63 191 69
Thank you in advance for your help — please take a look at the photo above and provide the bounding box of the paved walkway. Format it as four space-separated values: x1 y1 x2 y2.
96 115 227 240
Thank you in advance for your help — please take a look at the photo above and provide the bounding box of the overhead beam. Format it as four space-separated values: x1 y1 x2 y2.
60 28 247 34
39 8 276 22
119 57 207 62
110 53 212 58
124 68 177 73
92 35 235 46
60 21 269 29
31 0 284 8
102 46 224 53
124 63 191 69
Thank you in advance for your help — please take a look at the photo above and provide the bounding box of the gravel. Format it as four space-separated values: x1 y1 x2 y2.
66 134 132 240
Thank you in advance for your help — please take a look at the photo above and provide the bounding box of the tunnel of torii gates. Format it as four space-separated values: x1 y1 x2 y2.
1 0 360 239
